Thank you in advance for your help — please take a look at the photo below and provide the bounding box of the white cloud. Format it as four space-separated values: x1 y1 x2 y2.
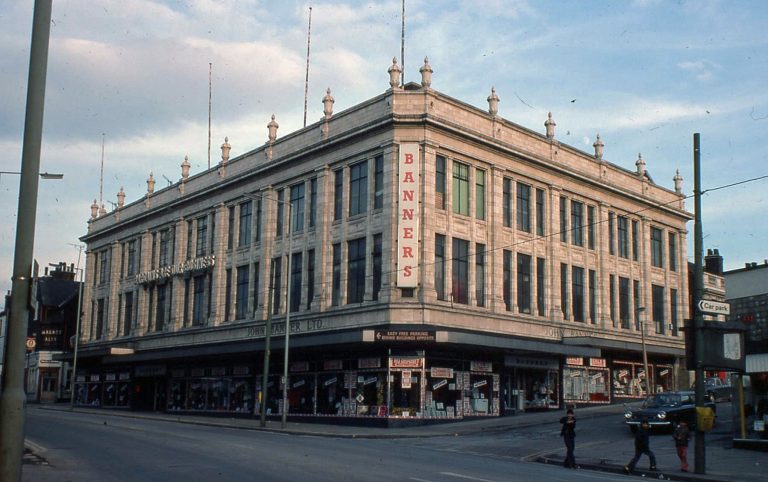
678 59 720 82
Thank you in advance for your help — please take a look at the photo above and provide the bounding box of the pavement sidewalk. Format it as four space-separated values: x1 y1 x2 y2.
29 403 768 481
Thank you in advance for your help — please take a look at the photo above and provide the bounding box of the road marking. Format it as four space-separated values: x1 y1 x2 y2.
521 439 607 462
25 439 47 453
439 472 497 482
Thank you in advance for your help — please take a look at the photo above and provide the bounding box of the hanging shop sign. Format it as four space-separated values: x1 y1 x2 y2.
402 370 412 389
323 360 343 371
397 143 420 287
135 255 215 284
504 356 559 370
470 361 493 372
430 367 454 378
589 358 607 368
358 357 381 369
432 379 448 390
390 357 423 369
374 330 435 342
566 357 584 366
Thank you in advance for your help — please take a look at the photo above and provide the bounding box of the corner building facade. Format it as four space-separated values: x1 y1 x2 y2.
76 59 690 421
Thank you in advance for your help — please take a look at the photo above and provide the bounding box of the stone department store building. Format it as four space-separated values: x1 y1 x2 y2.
73 58 691 421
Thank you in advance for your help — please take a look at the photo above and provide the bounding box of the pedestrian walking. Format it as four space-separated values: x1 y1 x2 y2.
673 420 690 472
624 419 657 474
559 408 577 468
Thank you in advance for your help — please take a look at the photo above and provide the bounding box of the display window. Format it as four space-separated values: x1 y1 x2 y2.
519 369 559 410
117 372 130 407
563 365 610 403
390 370 420 417
612 361 651 398
228 378 253 413
653 365 674 393
288 374 315 414
354 371 386 416
317 372 345 415
425 367 459 418
168 379 188 411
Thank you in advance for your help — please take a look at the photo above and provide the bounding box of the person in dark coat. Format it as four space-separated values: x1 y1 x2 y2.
624 419 657 473
672 420 691 472
559 408 577 468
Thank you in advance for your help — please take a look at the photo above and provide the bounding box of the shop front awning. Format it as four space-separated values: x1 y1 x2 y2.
440 331 600 357
562 336 685 357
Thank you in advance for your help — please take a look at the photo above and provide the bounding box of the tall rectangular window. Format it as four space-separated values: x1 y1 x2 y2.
332 243 341 306
587 206 595 250
536 257 546 316
609 274 616 327
228 205 235 250
159 229 171 267
186 220 193 260
435 234 446 300
349 160 368 216
290 252 302 312
276 189 284 236
252 262 260 316
374 155 384 210
333 170 343 221
536 188 545 236
670 288 679 336
589 269 596 324
453 162 470 216
255 197 262 242
372 236 382 301
572 266 584 322
503 178 513 228
633 279 641 330
560 263 569 320
224 269 232 322
127 240 136 276
209 214 215 257
436 155 446 209
96 298 105 339
619 276 630 328
476 243 485 307
571 200 583 246
272 257 282 314
631 220 639 261
156 284 166 330
123 292 133 336
309 178 317 228
517 253 532 314
192 275 205 325
517 183 531 233
236 265 249 320
290 183 305 233
652 284 665 334
306 250 315 309
475 169 485 220
196 217 208 257
503 250 512 311
668 232 677 272
99 250 109 283
347 238 366 304
452 238 469 304
651 227 664 268
238 201 252 247
559 197 568 242
608 212 615 255
618 216 629 259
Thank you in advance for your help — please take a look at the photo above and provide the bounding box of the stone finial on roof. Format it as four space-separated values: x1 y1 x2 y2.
419 56 433 88
147 172 156 195
673 169 684 194
388 57 402 89
267 115 279 143
117 187 125 209
99 203 107 216
220 137 231 164
323 88 335 119
636 153 646 177
545 112 556 139
90 199 99 219
593 134 604 160
181 155 191 180
487 87 500 116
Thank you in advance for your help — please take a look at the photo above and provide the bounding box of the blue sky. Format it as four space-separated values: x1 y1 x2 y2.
1 0 767 303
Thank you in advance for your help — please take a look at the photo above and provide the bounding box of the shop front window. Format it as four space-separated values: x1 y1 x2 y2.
426 368 460 418
612 361 653 398
229 378 253 413
288 373 316 414
354 371 386 416
391 370 420 417
563 364 610 404
317 372 346 415
168 379 188 411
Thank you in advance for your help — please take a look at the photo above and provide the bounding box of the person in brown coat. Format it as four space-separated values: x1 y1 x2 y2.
673 420 691 472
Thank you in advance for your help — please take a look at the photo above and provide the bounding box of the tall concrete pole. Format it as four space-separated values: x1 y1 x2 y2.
693 132 707 474
0 2 53 480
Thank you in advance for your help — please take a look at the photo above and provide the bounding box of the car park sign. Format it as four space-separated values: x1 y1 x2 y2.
698 299 730 315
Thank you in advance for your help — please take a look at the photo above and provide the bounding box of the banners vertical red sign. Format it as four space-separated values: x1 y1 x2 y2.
398 143 420 287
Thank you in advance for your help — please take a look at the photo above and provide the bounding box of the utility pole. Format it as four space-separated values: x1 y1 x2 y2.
0 2 53 480
693 132 706 474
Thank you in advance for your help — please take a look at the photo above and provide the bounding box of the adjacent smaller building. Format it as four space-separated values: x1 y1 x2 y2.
725 259 768 447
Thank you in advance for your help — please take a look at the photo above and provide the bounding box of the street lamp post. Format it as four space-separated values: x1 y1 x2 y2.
281 201 293 429
637 306 651 396
0 2 53 480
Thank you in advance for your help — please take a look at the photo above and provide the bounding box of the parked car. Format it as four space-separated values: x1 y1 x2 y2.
692 377 732 402
624 391 716 432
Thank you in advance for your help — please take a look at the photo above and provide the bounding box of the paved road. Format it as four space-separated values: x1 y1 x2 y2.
22 402 768 482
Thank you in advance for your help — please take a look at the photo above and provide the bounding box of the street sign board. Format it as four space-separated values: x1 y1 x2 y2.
697 299 730 315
